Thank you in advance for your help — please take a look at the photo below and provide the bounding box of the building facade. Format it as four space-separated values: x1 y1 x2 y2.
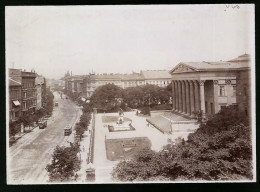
141 70 171 87
35 75 45 110
169 54 251 119
9 68 38 118
9 78 22 122
21 71 37 115
64 70 172 99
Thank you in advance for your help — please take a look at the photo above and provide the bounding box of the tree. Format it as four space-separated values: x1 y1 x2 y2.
9 120 21 137
75 124 85 140
166 82 172 93
123 86 144 108
123 85 171 109
46 143 81 182
90 84 124 112
44 89 54 116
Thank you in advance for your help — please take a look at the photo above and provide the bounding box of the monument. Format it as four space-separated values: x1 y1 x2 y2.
107 108 134 132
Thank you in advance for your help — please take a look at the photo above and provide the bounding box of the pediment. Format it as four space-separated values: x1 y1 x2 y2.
171 63 196 73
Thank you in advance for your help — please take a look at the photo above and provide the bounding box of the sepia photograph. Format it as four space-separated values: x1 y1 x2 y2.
5 4 255 184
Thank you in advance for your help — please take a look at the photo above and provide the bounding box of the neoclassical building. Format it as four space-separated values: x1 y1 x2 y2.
169 54 251 118
63 70 172 99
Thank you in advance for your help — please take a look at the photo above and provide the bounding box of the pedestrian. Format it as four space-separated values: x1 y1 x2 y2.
75 173 78 181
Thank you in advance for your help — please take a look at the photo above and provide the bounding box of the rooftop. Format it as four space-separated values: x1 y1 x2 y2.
228 53 251 62
9 77 22 86
141 70 172 79
170 54 251 74
9 68 22 77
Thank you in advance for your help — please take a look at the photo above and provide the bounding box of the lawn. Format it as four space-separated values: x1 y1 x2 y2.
102 116 132 123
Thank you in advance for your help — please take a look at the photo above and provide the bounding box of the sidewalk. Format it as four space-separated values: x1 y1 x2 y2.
9 125 38 146
75 114 92 182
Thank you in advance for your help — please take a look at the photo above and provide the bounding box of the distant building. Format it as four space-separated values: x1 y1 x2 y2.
9 68 37 116
35 75 45 110
63 70 172 99
9 76 22 122
169 54 251 118
141 70 172 87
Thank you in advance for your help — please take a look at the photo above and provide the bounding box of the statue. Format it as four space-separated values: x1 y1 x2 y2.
117 108 124 124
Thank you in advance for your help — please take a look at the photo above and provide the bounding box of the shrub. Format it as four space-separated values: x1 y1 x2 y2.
151 104 172 110
140 107 151 116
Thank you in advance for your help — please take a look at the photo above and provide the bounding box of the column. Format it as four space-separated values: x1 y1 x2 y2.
175 81 179 111
226 79 232 105
178 81 182 113
194 80 200 112
185 81 191 115
181 81 186 114
213 80 219 114
199 80 206 118
172 81 176 110
189 80 195 117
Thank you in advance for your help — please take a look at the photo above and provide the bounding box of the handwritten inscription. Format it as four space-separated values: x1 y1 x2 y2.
224 4 240 11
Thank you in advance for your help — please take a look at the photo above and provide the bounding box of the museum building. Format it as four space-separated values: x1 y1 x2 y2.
169 54 251 119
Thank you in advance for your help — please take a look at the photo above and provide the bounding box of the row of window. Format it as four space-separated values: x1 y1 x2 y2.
10 90 21 99
22 81 35 88
22 99 36 110
219 85 236 97
23 90 36 99
146 80 170 85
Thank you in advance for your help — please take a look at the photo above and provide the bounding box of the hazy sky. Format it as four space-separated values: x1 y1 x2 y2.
6 4 254 79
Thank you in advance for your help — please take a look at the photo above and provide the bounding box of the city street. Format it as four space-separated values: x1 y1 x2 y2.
7 92 81 184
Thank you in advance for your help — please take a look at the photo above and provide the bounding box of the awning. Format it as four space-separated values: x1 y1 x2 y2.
13 100 21 106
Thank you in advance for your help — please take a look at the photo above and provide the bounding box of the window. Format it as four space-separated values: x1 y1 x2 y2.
23 102 27 110
219 86 226 96
232 86 236 96
244 87 247 96
23 92 26 99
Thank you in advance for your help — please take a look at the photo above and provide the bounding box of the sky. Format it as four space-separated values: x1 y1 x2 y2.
5 4 254 79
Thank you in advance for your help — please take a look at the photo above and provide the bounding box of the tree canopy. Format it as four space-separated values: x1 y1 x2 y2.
90 84 125 112
46 142 81 182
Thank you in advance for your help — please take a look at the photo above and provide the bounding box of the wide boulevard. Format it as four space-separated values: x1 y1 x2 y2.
8 92 80 184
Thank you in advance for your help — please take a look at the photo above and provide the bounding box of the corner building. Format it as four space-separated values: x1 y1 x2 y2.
169 54 251 118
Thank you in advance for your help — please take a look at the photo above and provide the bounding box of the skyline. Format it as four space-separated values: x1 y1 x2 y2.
6 4 254 79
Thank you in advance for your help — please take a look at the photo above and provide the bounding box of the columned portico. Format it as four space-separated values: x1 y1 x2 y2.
175 81 179 111
213 80 219 113
185 81 191 115
172 80 175 110
199 80 206 118
181 81 186 114
178 81 182 113
194 81 200 113
170 54 250 120
189 80 195 116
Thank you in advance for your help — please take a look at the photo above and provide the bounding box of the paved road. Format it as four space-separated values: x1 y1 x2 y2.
7 92 81 184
